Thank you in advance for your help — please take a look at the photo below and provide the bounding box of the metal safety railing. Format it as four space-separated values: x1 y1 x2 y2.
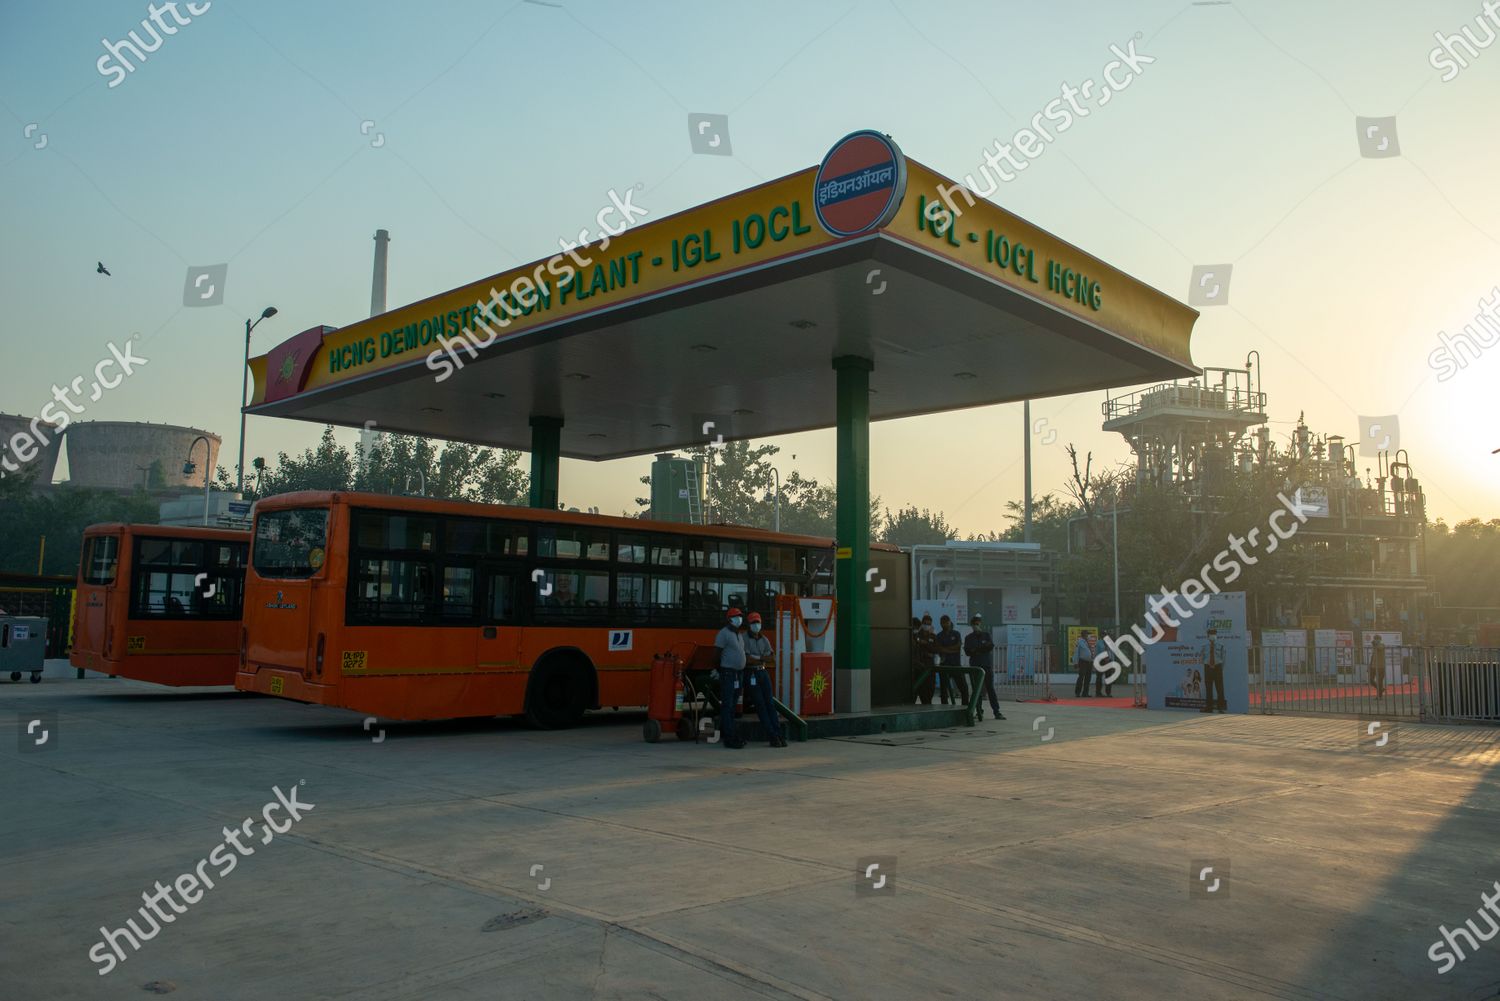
911 665 985 725
1252 644 1425 719
1426 648 1500 724
994 645 1054 703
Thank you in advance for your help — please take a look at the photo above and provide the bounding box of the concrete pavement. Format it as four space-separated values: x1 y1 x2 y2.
3 672 1498 999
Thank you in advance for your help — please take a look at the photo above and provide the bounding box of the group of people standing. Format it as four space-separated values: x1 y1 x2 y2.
712 607 787 749
911 613 1006 721
1072 630 1116 698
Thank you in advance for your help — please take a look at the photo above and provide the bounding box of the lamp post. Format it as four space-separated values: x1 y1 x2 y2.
1023 399 1033 542
769 467 782 532
774 468 786 531
238 306 278 491
184 435 212 526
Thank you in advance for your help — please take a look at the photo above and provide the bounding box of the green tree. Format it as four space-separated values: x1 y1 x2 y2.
1427 518 1500 610
880 504 956 547
0 472 158 576
225 426 529 505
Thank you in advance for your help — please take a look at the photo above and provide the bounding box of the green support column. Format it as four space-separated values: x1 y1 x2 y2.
529 416 562 509
832 355 873 714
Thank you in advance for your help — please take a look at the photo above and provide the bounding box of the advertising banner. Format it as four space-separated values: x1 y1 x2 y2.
1313 629 1355 675
1260 628 1308 680
1144 592 1249 713
1005 624 1041 677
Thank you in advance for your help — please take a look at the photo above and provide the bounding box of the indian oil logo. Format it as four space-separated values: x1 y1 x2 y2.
813 130 907 238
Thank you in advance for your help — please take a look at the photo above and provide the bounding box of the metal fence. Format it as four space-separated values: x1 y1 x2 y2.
993 645 1054 702
1251 645 1500 724
1427 648 1500 724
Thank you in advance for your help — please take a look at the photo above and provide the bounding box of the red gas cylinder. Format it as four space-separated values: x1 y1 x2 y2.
643 653 685 742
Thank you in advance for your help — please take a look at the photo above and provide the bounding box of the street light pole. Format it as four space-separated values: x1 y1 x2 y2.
185 435 211 525
238 306 279 492
1112 493 1121 635
1023 400 1033 543
771 467 782 532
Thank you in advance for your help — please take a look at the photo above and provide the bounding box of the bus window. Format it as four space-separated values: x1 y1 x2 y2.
616 573 646 610
84 536 119 585
650 576 684 620
616 533 647 564
537 526 608 561
139 538 204 567
716 541 749 571
447 518 528 557
615 573 682 622
803 548 835 596
687 540 749 571
755 545 799 574
132 569 195 617
688 576 749 614
352 557 433 622
440 566 475 623
533 569 609 622
649 536 684 566
254 509 328 579
481 569 519 624
355 511 437 551
129 535 241 619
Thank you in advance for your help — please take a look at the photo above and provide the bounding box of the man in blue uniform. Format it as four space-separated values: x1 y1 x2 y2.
742 612 787 747
964 613 1005 721
714 607 748 748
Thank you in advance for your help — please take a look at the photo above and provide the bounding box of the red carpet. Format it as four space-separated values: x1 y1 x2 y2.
1025 682 1419 711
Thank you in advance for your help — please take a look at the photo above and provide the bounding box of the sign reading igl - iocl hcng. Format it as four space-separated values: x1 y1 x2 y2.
250 132 1192 406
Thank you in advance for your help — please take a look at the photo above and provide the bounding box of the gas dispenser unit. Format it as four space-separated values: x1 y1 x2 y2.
774 595 836 716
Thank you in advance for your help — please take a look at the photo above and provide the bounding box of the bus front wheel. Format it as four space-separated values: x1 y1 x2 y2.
524 656 592 730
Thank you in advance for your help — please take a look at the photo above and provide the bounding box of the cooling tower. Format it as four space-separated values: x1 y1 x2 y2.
0 412 64 483
63 422 221 490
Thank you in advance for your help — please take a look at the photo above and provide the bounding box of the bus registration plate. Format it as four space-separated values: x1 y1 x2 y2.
269 676 284 695
342 651 368 672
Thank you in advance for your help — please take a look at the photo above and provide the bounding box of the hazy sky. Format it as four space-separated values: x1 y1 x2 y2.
2 0 1496 533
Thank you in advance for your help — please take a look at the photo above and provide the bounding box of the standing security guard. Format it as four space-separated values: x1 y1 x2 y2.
714 607 748 748
964 613 1005 721
913 615 938 704
1073 631 1095 697
936 615 971 707
742 612 787 747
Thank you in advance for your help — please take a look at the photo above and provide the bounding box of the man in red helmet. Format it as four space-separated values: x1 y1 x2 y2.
743 611 787 747
713 607 748 748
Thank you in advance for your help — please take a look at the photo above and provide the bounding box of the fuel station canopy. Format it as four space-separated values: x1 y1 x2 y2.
245 130 1200 713
247 134 1196 459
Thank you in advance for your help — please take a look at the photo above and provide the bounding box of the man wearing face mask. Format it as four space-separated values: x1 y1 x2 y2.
713 607 748 748
742 612 787 747
914 614 938 704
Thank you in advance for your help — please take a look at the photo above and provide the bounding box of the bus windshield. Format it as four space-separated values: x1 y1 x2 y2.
254 508 329 579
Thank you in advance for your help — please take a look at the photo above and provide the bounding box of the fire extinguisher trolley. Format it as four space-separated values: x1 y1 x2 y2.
643 642 806 743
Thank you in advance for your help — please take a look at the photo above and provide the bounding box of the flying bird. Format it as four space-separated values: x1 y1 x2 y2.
96 261 111 276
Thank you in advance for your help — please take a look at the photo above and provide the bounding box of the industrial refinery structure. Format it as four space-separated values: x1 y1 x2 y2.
1081 360 1432 638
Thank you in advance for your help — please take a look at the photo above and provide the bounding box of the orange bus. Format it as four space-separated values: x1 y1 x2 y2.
72 524 250 686
236 491 834 724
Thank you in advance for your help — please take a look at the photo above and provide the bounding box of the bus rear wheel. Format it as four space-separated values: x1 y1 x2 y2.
524 656 592 729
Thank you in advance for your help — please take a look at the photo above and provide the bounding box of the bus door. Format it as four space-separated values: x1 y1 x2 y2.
77 532 121 668
250 508 328 678
476 560 525 673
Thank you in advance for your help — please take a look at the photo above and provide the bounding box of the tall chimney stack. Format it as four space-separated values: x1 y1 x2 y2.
370 229 390 317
